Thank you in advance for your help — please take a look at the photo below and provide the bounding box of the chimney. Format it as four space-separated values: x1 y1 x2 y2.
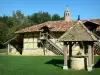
78 15 80 21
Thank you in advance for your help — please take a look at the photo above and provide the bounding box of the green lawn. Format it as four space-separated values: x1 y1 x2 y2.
0 56 100 75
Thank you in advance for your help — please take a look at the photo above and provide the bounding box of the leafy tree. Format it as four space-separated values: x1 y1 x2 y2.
7 16 14 28
0 21 8 44
30 12 51 24
0 16 14 28
60 17 64 20
6 25 20 40
12 10 25 25
52 14 61 21
0 10 63 48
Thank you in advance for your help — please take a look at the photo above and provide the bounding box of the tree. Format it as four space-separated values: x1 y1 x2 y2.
52 14 61 21
6 25 21 41
60 17 64 20
30 12 51 24
0 21 8 44
12 10 25 25
6 16 14 28
0 16 13 28
0 10 63 47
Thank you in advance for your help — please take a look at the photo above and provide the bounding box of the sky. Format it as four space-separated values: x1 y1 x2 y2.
0 0 100 20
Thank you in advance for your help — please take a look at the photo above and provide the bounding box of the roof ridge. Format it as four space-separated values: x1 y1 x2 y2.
15 19 100 33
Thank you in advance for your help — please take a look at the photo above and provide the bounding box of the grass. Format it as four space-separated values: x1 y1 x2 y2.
0 56 100 75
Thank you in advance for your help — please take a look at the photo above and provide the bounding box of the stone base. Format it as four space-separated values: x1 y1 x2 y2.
71 57 84 70
63 66 68 70
87 66 92 71
92 64 94 66
22 49 56 56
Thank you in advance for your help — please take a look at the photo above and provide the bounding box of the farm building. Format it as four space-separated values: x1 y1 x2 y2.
6 7 100 56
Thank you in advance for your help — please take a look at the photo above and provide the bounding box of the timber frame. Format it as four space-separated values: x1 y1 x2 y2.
59 21 98 71
63 41 94 71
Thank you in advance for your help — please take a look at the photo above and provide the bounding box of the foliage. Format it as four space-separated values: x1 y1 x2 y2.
30 12 51 24
12 10 25 25
52 14 61 21
0 10 63 47
0 21 8 44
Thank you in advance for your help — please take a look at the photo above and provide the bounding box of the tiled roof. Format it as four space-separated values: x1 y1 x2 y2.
59 21 98 41
15 21 77 33
15 19 100 33
82 19 100 25
97 26 100 31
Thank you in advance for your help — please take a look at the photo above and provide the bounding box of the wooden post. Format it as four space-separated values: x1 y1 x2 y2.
45 41 47 53
87 45 92 71
43 47 46 55
63 43 68 70
69 42 72 65
92 45 94 66
40 32 41 39
43 40 46 55
8 44 10 55
92 48 94 66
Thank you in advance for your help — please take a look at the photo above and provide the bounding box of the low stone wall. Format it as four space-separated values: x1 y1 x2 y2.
9 45 21 55
22 49 44 56
22 49 56 56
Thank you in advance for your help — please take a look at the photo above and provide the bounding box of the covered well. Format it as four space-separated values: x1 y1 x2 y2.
59 21 98 71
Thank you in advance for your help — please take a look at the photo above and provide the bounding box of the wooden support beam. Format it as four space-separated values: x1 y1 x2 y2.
42 40 46 55
92 45 94 66
45 41 48 53
92 47 94 66
87 45 92 71
90 42 94 66
69 42 73 57
43 42 46 55
8 44 10 55
63 44 68 70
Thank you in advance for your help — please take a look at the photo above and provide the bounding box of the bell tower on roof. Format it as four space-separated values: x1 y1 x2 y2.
64 6 70 21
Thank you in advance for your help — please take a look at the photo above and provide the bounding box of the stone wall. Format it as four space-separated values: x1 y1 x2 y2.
8 44 20 55
22 32 57 55
8 32 67 56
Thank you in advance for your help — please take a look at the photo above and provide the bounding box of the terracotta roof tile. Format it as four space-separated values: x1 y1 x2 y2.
82 19 100 25
15 19 100 33
15 21 77 33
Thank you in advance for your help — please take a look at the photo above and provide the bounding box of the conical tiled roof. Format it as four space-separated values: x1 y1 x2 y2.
59 21 98 41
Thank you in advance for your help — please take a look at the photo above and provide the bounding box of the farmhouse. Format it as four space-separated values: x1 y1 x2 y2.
6 7 100 56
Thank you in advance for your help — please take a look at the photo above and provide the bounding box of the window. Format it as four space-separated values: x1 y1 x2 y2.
68 13 69 16
66 13 67 16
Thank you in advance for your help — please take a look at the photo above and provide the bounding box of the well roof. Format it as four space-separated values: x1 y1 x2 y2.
59 21 98 41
